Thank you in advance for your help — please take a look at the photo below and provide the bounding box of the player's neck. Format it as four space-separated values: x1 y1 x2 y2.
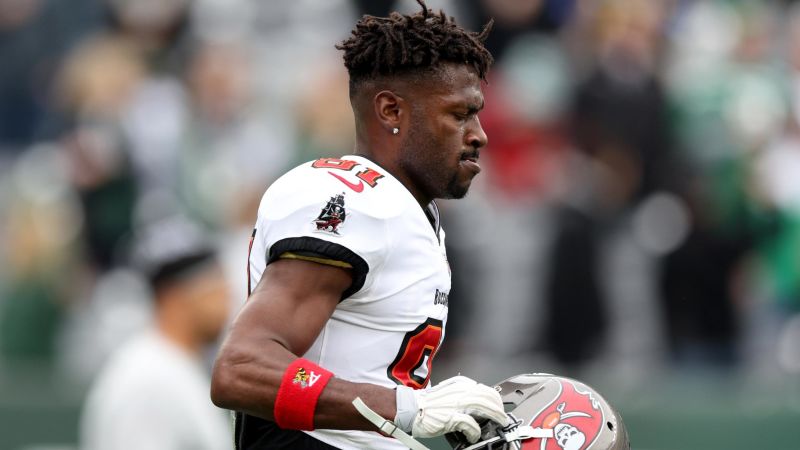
352 144 432 208
352 137 382 166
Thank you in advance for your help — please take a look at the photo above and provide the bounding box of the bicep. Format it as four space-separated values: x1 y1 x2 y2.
231 257 352 356
211 258 353 414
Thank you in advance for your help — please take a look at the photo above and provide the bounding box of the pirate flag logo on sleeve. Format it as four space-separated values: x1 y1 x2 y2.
314 193 347 235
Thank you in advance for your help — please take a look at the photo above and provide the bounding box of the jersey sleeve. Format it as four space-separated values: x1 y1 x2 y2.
253 165 392 299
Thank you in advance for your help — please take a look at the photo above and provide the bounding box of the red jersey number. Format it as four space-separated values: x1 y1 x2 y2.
387 318 444 389
312 158 384 188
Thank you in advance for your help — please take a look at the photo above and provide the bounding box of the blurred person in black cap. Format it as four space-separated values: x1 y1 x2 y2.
80 217 232 450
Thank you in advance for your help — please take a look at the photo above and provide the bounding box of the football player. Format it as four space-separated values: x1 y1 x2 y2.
210 1 507 449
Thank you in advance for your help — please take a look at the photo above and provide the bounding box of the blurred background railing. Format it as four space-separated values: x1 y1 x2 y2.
1 0 800 449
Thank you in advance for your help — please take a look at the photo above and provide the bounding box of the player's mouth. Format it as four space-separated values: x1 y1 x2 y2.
459 151 481 174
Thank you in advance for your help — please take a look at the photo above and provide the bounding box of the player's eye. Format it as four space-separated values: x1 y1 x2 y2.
454 111 476 122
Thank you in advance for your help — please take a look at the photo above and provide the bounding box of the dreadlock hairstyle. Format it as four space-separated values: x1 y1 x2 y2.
336 0 493 93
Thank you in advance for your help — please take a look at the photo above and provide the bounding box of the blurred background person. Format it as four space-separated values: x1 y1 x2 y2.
79 217 231 450
541 0 672 369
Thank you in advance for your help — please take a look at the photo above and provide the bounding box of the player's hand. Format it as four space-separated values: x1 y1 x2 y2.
394 375 509 443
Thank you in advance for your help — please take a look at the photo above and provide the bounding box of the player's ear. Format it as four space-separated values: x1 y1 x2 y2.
374 90 405 133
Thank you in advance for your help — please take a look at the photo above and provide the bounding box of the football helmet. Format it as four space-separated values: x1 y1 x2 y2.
445 373 630 450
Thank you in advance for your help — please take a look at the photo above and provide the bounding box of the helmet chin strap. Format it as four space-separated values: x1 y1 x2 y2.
352 397 431 450
460 415 554 450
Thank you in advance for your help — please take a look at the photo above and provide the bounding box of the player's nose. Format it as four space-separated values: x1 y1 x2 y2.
466 117 488 150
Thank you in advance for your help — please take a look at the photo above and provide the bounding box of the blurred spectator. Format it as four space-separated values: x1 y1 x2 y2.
571 0 671 203
539 0 673 367
746 2 800 376
63 122 138 270
54 28 147 270
0 144 83 364
658 160 756 368
0 0 103 153
104 0 192 72
79 217 231 450
660 0 783 368
750 2 800 316
177 38 293 229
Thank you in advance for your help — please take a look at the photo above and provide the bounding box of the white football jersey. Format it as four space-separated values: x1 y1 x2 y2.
247 155 451 450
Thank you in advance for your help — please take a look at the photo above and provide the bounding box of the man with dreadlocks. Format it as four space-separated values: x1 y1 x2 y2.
211 1 507 449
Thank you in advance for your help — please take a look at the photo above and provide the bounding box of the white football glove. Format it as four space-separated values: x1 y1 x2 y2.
394 375 509 443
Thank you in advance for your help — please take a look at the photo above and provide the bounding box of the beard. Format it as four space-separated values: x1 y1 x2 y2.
443 172 469 199
399 149 472 201
400 117 471 202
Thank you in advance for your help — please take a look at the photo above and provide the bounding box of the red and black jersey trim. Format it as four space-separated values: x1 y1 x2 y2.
267 236 369 300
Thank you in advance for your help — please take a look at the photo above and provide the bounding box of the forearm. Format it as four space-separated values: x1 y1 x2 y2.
211 338 396 431
211 260 398 430
316 378 396 429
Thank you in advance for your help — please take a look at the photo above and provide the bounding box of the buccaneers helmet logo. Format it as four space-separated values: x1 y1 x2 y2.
524 380 604 450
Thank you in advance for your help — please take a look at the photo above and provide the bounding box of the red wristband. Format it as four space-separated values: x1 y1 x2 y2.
273 358 333 430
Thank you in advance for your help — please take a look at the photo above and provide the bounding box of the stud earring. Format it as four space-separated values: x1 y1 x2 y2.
392 127 399 135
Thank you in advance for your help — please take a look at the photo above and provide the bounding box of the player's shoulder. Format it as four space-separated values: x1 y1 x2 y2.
260 156 412 220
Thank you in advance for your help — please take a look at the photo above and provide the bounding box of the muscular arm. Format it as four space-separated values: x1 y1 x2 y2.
210 258 396 430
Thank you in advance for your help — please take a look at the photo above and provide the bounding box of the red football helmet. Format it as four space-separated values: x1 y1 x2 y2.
446 373 630 450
